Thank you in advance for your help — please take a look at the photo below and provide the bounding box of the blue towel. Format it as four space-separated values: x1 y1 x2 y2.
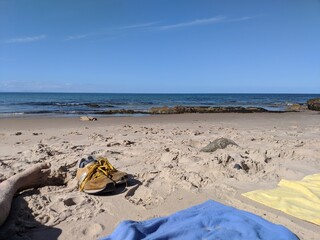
101 200 298 240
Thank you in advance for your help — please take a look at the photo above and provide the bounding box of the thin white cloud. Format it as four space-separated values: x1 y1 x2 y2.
157 15 256 30
65 22 156 41
225 16 259 22
119 22 158 30
5 34 46 43
65 34 90 41
158 16 226 30
64 16 256 41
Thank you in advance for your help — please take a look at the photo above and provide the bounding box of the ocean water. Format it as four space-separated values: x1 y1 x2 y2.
0 93 319 117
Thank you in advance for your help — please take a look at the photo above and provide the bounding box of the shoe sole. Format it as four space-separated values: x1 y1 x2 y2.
83 182 115 194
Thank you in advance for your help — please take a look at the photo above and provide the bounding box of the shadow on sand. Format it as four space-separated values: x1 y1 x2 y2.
91 175 142 197
0 189 62 240
0 176 142 239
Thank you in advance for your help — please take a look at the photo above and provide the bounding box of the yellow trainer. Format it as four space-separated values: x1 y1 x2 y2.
97 157 129 185
76 158 115 194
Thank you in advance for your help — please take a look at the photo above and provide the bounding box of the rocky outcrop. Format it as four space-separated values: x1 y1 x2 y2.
285 103 307 112
96 109 140 114
307 98 320 111
92 105 283 115
149 106 269 114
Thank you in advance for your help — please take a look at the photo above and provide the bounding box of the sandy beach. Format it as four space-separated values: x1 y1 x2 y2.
0 112 320 240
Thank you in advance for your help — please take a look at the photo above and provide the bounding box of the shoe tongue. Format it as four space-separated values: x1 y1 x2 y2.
79 157 96 168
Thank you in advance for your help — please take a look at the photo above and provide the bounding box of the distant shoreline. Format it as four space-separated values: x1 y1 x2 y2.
0 92 318 117
1 92 320 94
0 105 302 118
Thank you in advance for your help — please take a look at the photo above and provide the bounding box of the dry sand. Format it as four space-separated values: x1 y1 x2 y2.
0 112 320 240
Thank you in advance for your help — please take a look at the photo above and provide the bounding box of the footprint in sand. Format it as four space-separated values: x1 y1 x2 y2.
89 133 106 141
49 195 88 213
27 193 104 226
82 223 104 237
125 184 165 207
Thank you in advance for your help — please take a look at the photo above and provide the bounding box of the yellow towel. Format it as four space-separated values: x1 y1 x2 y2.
242 174 320 225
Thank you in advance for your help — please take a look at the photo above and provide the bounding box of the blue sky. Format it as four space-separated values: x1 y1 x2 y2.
0 0 319 93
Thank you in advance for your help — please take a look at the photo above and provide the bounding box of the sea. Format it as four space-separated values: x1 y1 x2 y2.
0 93 319 117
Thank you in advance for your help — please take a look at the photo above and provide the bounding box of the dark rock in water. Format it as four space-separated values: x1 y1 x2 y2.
85 103 100 108
234 163 242 170
286 103 307 112
200 138 237 152
149 106 171 114
97 109 139 114
149 105 269 114
90 105 280 115
105 105 115 108
307 98 320 111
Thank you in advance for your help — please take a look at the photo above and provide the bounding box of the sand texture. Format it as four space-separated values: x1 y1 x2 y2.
0 112 320 240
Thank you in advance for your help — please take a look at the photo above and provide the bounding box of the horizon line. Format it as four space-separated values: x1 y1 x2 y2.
0 91 319 95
